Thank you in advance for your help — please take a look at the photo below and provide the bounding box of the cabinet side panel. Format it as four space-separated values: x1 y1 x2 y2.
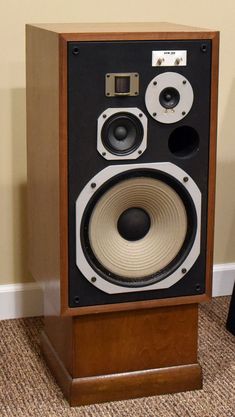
205 33 219 297
26 25 60 314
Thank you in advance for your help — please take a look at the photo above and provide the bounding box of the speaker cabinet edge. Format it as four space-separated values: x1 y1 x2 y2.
204 30 220 301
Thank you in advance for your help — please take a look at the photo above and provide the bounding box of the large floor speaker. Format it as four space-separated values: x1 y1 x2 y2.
26 22 219 406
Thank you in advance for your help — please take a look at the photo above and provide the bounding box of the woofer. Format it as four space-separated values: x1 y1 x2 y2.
117 207 151 241
76 163 201 293
97 108 147 160
87 176 188 280
101 112 143 154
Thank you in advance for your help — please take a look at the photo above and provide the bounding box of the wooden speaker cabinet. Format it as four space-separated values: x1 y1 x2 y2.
26 22 219 406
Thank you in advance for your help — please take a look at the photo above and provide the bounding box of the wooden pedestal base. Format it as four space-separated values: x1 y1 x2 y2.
41 331 202 406
41 304 202 406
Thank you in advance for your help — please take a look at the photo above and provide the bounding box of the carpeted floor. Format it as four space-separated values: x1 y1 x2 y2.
0 297 234 417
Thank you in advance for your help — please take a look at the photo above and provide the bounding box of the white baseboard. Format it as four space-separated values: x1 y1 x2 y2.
0 263 234 320
212 263 235 296
0 282 43 320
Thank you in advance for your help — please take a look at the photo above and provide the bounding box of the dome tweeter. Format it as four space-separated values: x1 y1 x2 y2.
145 72 194 124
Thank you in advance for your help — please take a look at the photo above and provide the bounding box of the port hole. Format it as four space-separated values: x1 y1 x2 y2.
168 126 199 157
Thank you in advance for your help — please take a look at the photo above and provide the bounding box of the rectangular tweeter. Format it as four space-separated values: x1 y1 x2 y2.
105 72 139 96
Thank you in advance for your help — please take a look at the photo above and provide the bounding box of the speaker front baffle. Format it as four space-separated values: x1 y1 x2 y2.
26 22 219 406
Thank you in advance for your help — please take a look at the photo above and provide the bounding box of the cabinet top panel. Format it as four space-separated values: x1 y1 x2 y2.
26 22 217 35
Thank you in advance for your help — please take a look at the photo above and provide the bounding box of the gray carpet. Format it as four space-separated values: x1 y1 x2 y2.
0 297 234 416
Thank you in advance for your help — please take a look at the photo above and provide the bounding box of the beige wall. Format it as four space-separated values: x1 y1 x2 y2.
0 1 234 284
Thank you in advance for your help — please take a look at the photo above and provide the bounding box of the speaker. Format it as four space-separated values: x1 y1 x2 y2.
26 22 219 406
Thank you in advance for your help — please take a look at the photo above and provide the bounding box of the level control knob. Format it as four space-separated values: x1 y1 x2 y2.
175 57 182 66
157 58 164 66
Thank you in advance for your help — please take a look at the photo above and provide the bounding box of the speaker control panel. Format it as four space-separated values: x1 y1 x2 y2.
152 50 187 66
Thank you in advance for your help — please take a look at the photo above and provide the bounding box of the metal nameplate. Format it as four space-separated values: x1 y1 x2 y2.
152 50 187 67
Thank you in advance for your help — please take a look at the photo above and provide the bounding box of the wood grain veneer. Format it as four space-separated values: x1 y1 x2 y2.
30 21 215 36
41 327 202 406
205 32 220 297
41 304 201 406
72 304 199 378
26 25 60 315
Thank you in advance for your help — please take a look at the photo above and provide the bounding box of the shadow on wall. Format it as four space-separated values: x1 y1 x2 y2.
11 87 32 282
214 77 235 264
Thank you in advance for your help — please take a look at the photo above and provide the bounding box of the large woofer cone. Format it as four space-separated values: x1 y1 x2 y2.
101 112 143 155
82 171 197 287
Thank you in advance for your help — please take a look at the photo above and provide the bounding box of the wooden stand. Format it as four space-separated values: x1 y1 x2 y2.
41 304 201 406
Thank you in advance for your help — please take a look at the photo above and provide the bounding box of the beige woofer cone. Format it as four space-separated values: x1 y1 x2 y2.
88 176 188 280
